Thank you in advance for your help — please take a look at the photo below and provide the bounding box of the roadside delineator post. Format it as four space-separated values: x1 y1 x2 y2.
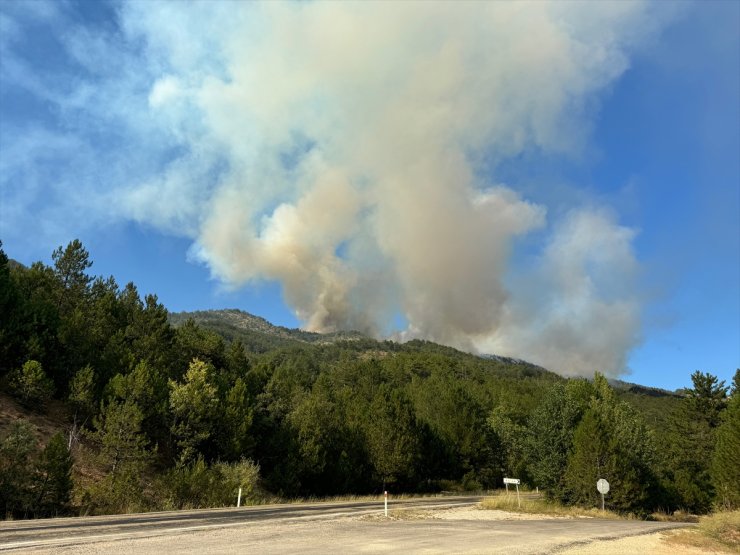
237 487 242 508
384 491 388 517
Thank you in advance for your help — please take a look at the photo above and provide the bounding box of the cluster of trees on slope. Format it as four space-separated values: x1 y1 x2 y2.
0 240 737 519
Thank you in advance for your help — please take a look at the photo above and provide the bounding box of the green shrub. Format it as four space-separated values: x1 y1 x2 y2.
9 360 54 407
157 457 260 510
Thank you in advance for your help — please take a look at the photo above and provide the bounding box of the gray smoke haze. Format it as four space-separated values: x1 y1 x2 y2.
109 2 667 376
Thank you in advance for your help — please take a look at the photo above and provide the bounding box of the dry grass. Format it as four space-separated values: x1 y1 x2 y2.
479 494 624 519
0 392 69 447
666 511 740 554
651 510 700 523
359 508 437 521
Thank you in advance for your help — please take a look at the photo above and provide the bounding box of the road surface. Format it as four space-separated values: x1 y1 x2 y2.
0 496 692 554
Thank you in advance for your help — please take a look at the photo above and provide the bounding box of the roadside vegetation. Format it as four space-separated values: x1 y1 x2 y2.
480 494 624 519
1 240 738 521
666 510 740 553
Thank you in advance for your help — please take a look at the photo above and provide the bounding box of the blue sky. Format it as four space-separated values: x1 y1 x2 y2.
0 0 737 391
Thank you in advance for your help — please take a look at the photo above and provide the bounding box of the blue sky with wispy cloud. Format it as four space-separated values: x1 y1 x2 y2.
1 0 737 389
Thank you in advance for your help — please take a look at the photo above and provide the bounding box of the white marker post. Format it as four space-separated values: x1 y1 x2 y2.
596 479 609 511
384 491 388 517
503 478 521 508
237 487 242 508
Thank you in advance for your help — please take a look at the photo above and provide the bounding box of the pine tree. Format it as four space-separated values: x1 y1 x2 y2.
68 365 96 441
0 420 38 517
218 377 254 460
711 394 740 509
86 400 151 513
526 379 593 500
563 374 657 514
0 241 24 377
33 432 73 517
365 385 420 489
52 239 92 313
10 360 54 407
169 358 218 463
667 371 729 512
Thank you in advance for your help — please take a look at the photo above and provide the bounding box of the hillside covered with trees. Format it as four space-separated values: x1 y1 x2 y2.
1 240 737 519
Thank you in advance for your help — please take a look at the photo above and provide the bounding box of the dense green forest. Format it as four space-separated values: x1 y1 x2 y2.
1 240 738 519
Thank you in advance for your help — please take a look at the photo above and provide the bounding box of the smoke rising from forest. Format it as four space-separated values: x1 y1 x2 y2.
7 1 675 376
113 1 664 377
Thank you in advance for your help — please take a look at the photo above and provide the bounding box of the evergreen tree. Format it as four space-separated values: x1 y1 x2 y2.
52 239 92 313
488 406 528 483
86 399 151 513
225 339 251 383
365 385 420 489
0 241 23 377
69 365 96 427
0 420 37 517
10 360 54 407
107 360 168 444
711 393 740 509
410 372 494 485
169 358 218 463
667 371 729 512
563 374 657 514
526 379 592 500
10 261 61 379
33 432 73 517
218 377 254 461
52 240 95 385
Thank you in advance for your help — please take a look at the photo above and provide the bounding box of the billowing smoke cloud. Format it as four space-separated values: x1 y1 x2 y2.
3 1 669 376
130 1 654 377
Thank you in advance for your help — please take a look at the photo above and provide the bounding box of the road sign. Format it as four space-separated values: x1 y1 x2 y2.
596 479 609 495
503 478 521 507
597 479 609 511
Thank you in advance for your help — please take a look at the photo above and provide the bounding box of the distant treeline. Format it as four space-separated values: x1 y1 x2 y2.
0 240 738 519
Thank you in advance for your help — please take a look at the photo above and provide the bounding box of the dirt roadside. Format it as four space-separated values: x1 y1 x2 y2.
557 528 731 555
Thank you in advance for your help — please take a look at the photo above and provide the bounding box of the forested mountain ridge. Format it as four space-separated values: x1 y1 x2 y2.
169 308 367 352
170 308 555 379
173 309 684 401
1 240 737 520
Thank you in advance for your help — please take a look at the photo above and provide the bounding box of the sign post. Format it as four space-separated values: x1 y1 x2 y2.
503 478 521 508
384 490 388 517
596 479 609 511
237 487 242 508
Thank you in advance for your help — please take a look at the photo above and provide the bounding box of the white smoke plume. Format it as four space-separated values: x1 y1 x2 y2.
110 2 666 375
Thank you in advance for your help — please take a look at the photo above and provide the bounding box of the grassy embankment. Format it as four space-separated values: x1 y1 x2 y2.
665 511 740 553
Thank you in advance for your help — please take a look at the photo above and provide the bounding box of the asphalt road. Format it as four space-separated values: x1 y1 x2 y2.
0 496 690 554
0 496 481 552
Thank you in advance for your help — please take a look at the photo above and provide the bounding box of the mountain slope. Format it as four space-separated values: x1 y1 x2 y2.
169 308 367 352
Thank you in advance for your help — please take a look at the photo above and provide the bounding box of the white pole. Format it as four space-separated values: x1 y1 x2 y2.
237 487 242 508
384 491 388 517
516 484 520 508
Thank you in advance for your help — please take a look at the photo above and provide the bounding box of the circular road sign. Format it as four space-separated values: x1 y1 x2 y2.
596 479 610 495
